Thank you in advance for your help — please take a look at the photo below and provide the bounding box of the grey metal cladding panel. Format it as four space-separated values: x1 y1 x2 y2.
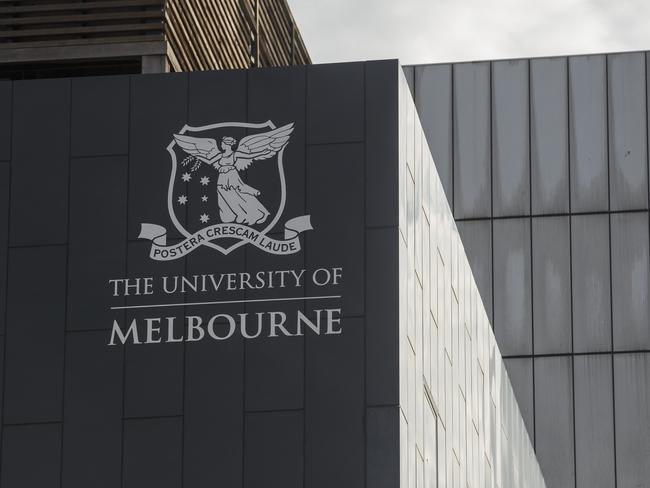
366 60 399 227
453 62 491 219
0 165 8 334
366 227 399 406
534 356 575 488
306 318 364 488
492 59 530 217
614 353 650 487
0 424 61 488
569 55 609 213
184 339 243 488
532 216 571 354
68 156 128 330
503 358 534 444
493 218 532 355
457 219 493 322
367 406 399 488
71 75 129 157
608 52 648 211
62 331 123 488
611 212 650 350
129 73 189 240
402 65 414 98
122 418 182 488
574 355 615 488
530 57 569 215
571 214 611 352
10 79 70 246
5 246 66 424
244 411 303 488
0 80 10 161
306 144 364 316
307 62 364 144
414 64 453 206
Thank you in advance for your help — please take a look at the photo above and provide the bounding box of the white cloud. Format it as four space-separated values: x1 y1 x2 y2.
287 0 650 64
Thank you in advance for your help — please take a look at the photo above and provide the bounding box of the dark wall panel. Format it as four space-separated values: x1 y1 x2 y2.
184 339 244 488
0 61 402 488
367 60 399 227
248 65 306 229
307 63 364 144
366 227 399 406
71 75 130 157
188 69 247 125
244 411 304 488
62 331 123 488
5 246 66 423
124 341 184 418
0 80 11 161
123 418 183 488
10 79 70 246
367 406 400 488
0 164 8 334
129 73 188 240
1 424 62 488
306 318 364 488
306 143 365 316
68 156 128 330
244 66 306 412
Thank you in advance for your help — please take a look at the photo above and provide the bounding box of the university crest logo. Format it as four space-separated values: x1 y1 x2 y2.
139 120 313 260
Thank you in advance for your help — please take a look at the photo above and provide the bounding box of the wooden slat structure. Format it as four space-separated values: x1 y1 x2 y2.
0 0 310 77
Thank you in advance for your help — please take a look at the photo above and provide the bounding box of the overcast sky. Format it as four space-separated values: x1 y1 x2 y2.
287 0 649 65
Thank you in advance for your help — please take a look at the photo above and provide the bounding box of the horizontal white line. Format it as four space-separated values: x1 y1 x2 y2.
110 295 342 311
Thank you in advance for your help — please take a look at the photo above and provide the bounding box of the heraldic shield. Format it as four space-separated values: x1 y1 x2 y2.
138 120 313 260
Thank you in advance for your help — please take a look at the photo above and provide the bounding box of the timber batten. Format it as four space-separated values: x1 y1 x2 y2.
0 0 310 77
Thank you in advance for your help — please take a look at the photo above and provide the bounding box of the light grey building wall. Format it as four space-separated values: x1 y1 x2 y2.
406 51 650 488
398 70 546 488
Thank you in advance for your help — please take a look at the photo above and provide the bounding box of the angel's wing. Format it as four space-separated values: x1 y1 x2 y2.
173 134 221 160
234 123 294 171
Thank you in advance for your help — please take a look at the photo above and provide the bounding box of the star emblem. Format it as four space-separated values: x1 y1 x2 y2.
177 195 188 205
200 176 210 186
199 214 210 224
181 173 191 182
201 195 208 202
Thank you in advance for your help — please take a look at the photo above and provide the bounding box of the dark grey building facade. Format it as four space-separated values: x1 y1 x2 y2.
407 51 650 488
0 60 547 488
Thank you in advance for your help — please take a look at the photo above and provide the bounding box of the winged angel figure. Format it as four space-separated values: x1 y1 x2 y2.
174 123 294 226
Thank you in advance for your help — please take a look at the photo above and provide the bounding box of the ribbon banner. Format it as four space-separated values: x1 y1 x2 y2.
139 216 313 260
